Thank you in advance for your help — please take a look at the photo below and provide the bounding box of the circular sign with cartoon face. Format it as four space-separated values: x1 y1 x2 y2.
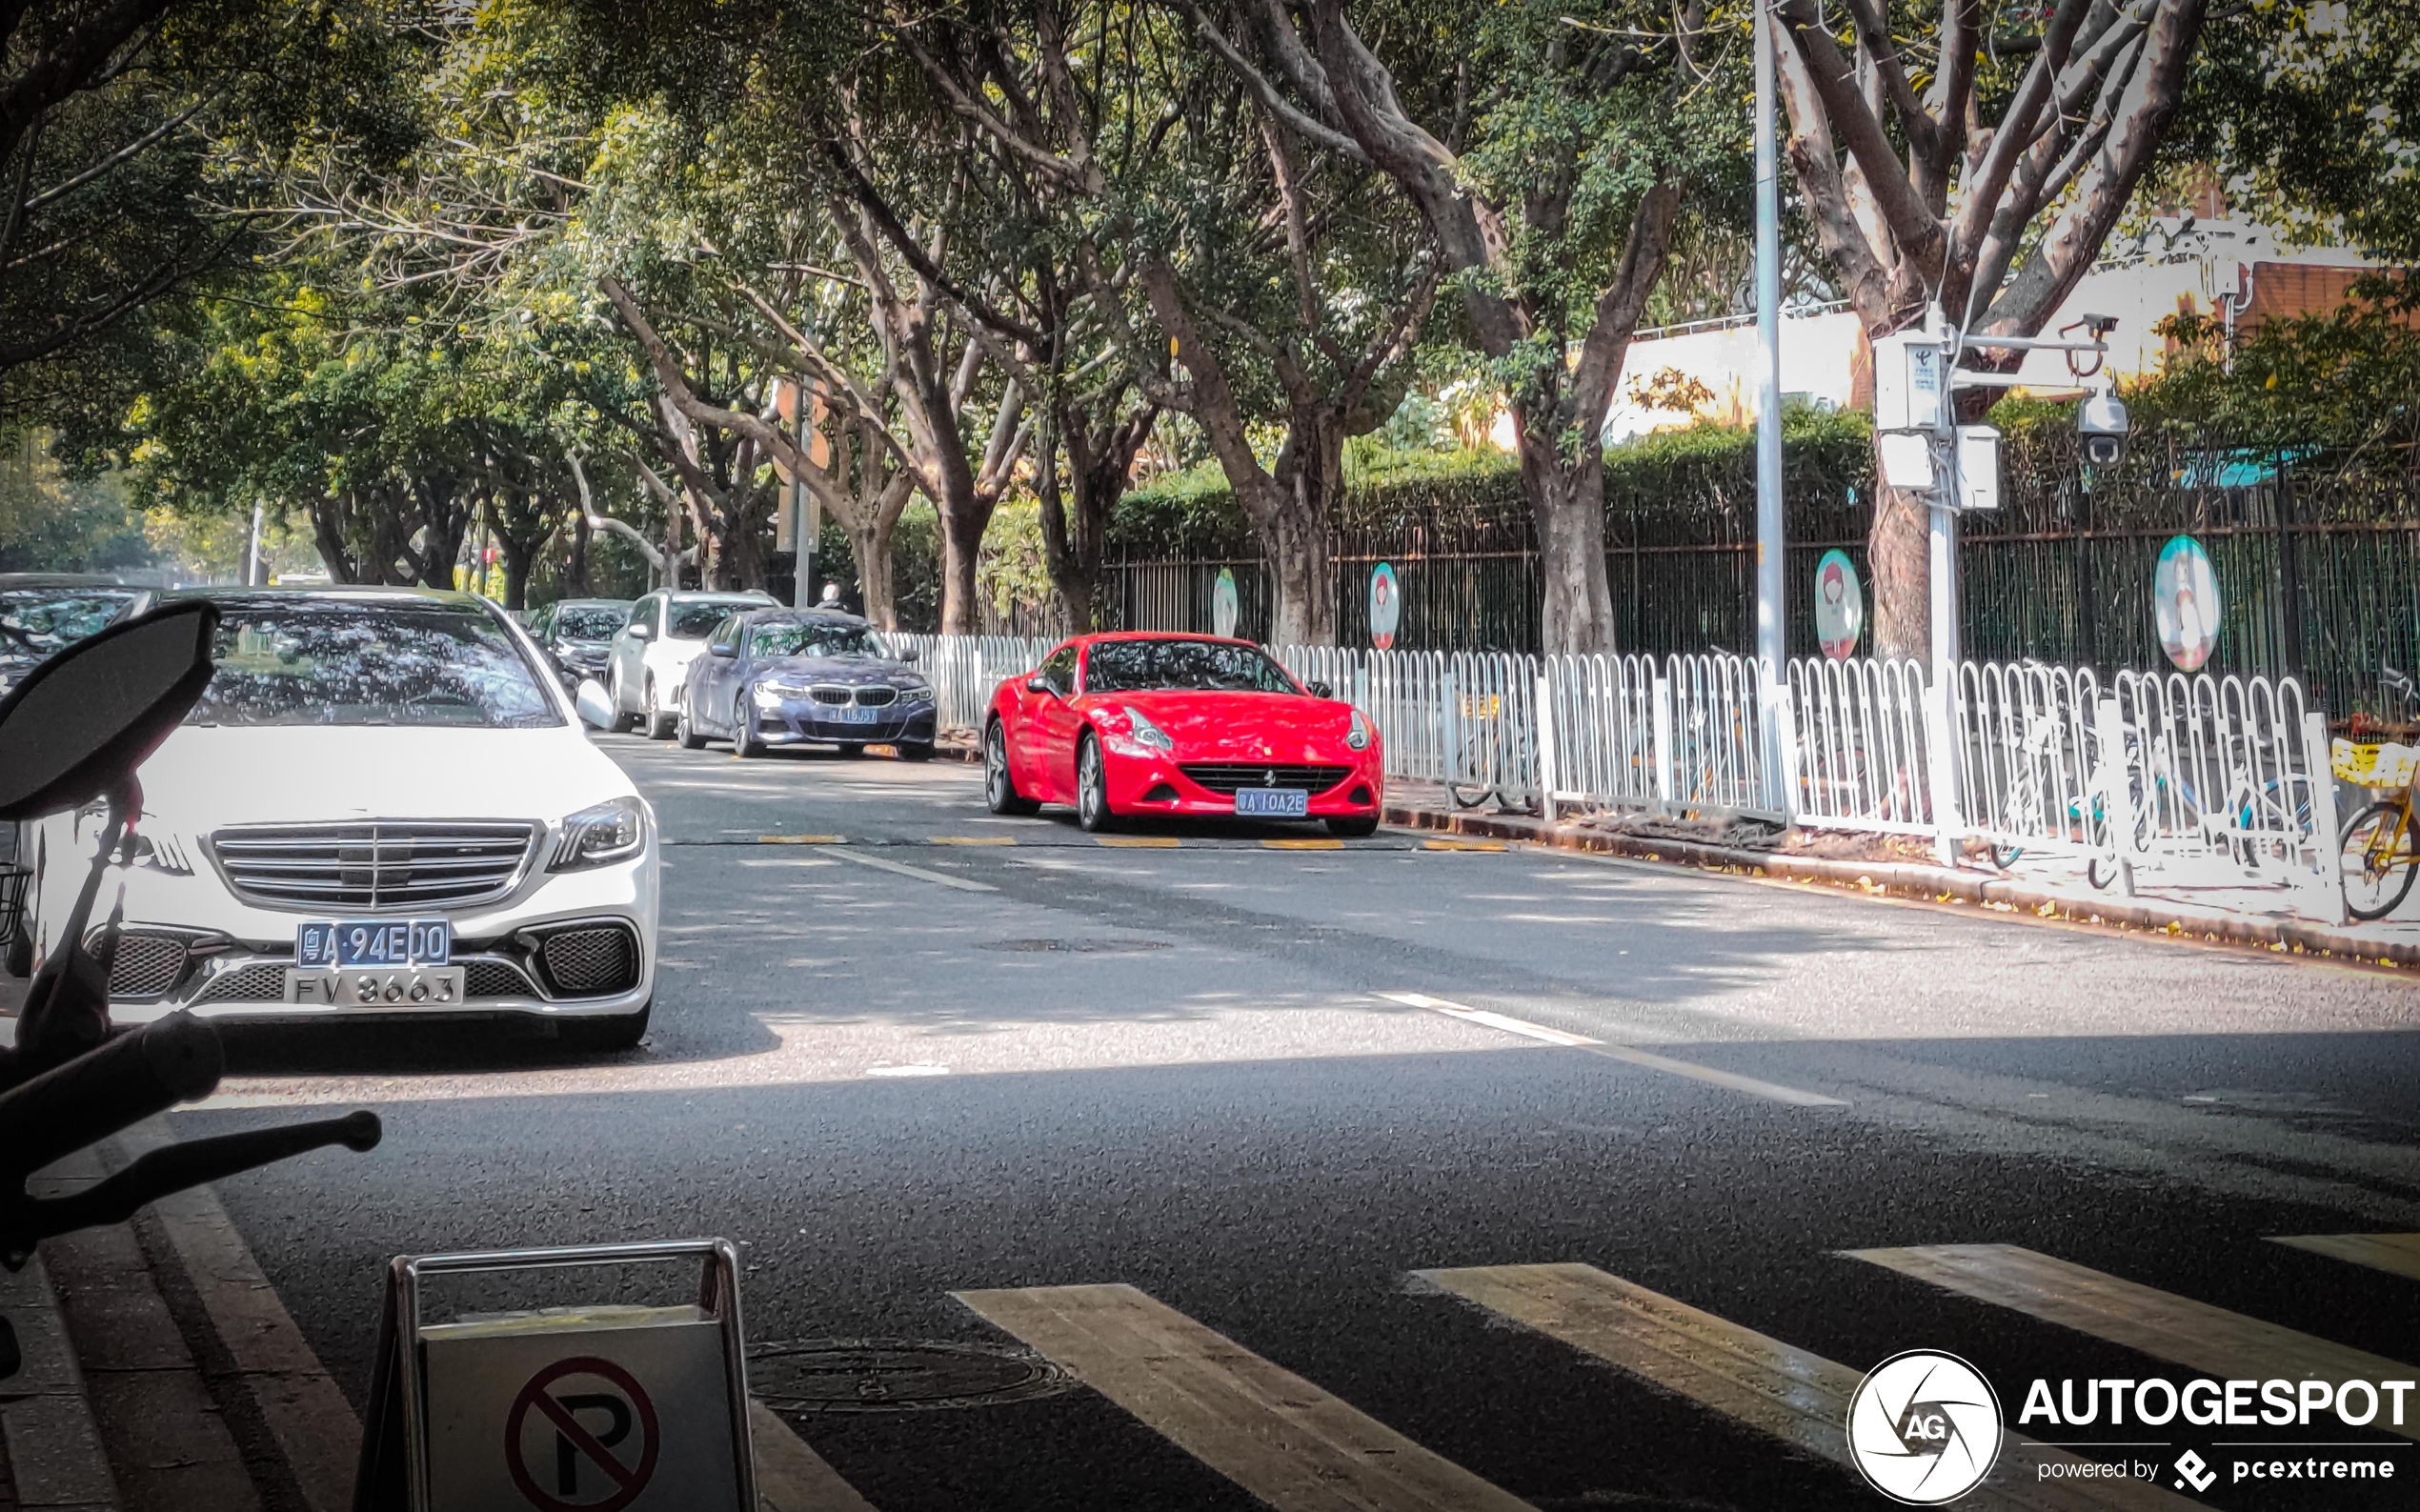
1368 562 1401 650
2155 534 2220 672
1815 549 1863 661
1213 567 1240 638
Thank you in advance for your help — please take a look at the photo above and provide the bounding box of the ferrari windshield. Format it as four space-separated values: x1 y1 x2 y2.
1084 639 1300 695
750 620 882 659
185 601 559 728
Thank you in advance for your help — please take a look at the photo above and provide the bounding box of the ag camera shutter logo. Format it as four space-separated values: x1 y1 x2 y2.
1847 1350 2004 1504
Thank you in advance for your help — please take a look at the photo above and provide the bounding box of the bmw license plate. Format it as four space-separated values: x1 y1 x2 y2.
1235 787 1309 818
296 919 452 968
835 703 877 724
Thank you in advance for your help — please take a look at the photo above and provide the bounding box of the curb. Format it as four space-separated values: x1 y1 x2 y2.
1381 802 2410 967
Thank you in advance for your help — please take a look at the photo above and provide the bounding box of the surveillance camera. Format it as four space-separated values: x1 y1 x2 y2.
2079 312 2119 337
2078 392 2130 469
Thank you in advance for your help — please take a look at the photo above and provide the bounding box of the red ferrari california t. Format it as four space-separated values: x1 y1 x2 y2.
983 633 1383 836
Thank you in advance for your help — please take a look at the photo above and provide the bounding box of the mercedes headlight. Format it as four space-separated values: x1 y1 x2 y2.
1346 710 1373 751
550 796 647 871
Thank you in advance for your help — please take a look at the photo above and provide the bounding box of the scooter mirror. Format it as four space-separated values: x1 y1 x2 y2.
0 600 218 821
575 677 615 730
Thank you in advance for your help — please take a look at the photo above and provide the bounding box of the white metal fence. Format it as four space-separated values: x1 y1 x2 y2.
892 628 2343 917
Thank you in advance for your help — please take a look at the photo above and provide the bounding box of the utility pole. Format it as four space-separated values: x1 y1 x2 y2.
243 502 265 587
1752 0 1785 679
1753 0 1787 811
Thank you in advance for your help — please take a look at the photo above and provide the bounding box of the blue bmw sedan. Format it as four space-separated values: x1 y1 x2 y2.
676 609 938 759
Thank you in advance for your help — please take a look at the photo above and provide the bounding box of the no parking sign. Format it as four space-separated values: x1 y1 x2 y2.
353 1240 756 1512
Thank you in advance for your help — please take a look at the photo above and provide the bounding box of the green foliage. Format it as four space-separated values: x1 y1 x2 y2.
2177 0 2420 261
0 433 153 574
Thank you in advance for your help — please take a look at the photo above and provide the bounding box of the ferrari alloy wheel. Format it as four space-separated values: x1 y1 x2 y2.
734 698 766 758
985 721 1039 816
1077 735 1117 833
676 693 706 750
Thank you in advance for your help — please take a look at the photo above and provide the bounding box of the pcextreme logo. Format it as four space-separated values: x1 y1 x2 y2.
1846 1350 2005 1504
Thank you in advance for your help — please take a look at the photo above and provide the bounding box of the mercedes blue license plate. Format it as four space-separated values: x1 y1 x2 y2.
296 919 452 969
1235 788 1309 818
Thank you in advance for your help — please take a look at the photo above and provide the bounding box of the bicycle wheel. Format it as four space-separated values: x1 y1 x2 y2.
2338 800 2420 920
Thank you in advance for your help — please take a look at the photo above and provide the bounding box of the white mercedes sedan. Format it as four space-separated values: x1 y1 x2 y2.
11 588 658 1048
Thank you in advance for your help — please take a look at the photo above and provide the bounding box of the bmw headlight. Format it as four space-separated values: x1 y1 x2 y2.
550 796 647 871
753 682 790 708
1347 710 1373 751
898 679 933 704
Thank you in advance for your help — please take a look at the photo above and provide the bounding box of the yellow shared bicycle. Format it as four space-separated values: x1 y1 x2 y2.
2333 736 2420 919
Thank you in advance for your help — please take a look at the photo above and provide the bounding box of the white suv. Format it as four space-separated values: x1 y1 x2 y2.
608 591 777 737
14 588 660 1048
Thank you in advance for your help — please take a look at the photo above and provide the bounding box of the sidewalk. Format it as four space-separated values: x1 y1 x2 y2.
1381 782 2420 970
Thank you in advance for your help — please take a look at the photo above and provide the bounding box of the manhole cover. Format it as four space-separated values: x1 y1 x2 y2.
980 937 1172 955
749 1338 1076 1413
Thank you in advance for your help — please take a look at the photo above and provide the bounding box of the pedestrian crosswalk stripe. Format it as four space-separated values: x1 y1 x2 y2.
955 1282 1538 1512
751 1401 879 1512
2269 1232 2420 1282
1421 1262 2199 1510
1847 1244 2420 1442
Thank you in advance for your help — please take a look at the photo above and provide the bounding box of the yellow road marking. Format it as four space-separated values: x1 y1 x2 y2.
930 836 1017 846
2270 1232 2420 1282
1848 1244 2420 1441
1097 836 1180 848
956 1283 1536 1512
1262 837 1343 850
1423 838 1507 852
1422 1263 2195 1509
758 835 843 844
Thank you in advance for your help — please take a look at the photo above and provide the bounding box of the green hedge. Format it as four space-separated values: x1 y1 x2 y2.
1112 409 1877 557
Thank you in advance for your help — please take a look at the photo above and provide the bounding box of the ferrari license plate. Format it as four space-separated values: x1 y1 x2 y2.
285 966 467 1007
1235 787 1309 818
297 918 452 968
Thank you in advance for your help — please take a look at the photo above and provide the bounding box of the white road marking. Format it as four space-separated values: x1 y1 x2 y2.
1379 992 1599 1046
2269 1232 2420 1282
1848 1244 2420 1442
824 846 998 892
1423 1262 2197 1510
957 1282 1537 1512
865 1063 950 1078
1377 993 1845 1107
751 1401 882 1512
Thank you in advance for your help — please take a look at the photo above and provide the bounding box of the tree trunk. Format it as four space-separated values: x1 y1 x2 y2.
568 513 590 595
1869 466 1931 661
846 513 899 629
1517 429 1618 655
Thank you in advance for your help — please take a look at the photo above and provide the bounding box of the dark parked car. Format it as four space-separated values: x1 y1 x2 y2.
0 574 144 698
677 610 938 759
527 596 635 691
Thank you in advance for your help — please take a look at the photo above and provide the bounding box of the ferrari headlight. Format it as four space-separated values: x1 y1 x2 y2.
1108 706 1180 755
550 796 647 871
1347 710 1373 751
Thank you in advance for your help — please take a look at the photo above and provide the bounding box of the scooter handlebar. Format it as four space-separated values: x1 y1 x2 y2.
0 1011 221 1179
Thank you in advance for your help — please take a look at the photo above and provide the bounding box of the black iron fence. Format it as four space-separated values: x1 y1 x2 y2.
1098 432 2420 721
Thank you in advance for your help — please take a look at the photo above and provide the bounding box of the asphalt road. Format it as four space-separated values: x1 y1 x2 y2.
179 735 2420 1511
